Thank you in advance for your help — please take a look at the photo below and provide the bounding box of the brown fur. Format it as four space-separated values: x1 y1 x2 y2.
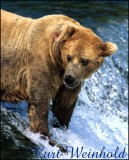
1 9 118 145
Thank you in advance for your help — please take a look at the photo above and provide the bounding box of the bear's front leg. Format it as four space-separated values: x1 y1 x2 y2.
52 84 81 128
28 104 49 137
28 95 67 152
27 73 51 138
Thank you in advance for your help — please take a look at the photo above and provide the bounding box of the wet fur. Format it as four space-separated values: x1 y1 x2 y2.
1 9 117 145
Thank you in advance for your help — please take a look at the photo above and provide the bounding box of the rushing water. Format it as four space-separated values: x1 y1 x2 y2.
1 1 128 159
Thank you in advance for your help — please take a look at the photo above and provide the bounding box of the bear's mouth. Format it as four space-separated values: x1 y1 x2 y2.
63 81 80 89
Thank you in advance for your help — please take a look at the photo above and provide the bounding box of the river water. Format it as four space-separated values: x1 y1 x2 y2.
1 1 128 159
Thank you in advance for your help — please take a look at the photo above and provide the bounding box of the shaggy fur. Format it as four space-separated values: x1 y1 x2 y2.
1 9 118 147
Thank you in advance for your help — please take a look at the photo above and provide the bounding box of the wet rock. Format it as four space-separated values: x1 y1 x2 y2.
1 107 37 159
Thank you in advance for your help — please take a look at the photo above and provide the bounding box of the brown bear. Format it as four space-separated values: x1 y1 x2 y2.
1 9 117 148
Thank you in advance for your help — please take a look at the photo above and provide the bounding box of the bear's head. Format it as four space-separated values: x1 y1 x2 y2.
50 24 118 89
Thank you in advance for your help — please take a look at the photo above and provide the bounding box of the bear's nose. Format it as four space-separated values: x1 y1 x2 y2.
65 75 75 85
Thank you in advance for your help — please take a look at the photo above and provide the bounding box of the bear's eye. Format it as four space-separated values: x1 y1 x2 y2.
67 55 72 62
81 59 90 66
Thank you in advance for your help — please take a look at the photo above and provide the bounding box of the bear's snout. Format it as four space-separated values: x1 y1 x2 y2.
64 75 75 86
64 75 80 89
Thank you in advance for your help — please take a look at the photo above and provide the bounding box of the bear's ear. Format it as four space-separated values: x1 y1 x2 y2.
99 41 118 57
52 25 75 42
52 24 75 52
49 24 75 65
